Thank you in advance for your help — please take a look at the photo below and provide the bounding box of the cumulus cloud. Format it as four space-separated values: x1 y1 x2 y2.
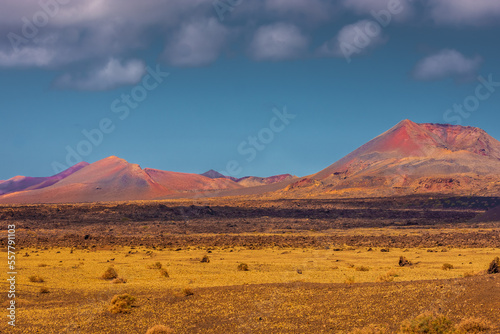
0 0 212 70
412 49 482 81
163 18 229 67
0 46 56 67
318 20 387 62
264 0 336 23
427 0 500 26
249 23 308 61
342 0 414 21
54 58 145 91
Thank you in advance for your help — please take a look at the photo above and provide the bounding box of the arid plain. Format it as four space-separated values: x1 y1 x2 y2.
1 196 499 333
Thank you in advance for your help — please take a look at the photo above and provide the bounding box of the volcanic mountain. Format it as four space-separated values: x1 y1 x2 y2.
283 120 500 197
201 169 295 187
0 157 286 203
1 120 499 203
0 162 89 195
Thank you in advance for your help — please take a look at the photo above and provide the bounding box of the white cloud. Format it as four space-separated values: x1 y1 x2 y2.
342 0 414 22
163 18 229 67
249 23 308 61
318 20 387 61
0 46 56 67
427 0 500 26
54 58 145 91
412 49 482 81
265 0 336 23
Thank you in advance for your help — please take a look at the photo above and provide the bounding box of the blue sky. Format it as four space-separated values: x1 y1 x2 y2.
1 0 500 179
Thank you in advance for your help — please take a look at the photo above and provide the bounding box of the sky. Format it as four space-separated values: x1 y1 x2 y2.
1 0 500 180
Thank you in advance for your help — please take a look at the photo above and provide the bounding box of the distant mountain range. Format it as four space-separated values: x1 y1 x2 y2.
1 119 499 203
0 156 295 203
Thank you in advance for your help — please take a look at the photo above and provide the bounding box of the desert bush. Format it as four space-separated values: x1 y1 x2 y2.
399 256 412 267
237 263 249 271
356 266 370 272
399 312 453 333
29 275 44 283
149 262 163 269
39 287 49 294
455 317 491 333
112 277 127 284
108 294 136 314
345 276 355 284
487 257 499 274
102 267 118 280
350 324 387 333
463 271 477 278
182 287 194 297
442 263 454 271
160 268 169 278
378 271 398 282
145 325 174 334
200 255 210 263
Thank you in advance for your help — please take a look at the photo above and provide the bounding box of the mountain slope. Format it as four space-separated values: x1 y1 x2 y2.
284 120 500 197
145 168 242 193
0 162 89 195
0 157 171 203
236 174 295 187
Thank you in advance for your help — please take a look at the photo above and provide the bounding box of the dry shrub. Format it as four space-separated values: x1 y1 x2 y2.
399 312 453 333
200 255 210 263
148 262 162 269
29 275 44 283
487 257 499 274
378 270 398 282
160 268 169 278
145 325 174 334
102 267 118 280
237 263 249 271
463 271 477 278
399 256 412 267
112 277 127 284
356 266 370 272
108 294 136 314
455 317 491 333
345 276 355 284
350 324 387 334
442 263 454 271
182 288 194 297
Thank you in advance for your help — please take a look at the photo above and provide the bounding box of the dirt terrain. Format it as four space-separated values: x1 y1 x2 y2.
1 196 500 333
